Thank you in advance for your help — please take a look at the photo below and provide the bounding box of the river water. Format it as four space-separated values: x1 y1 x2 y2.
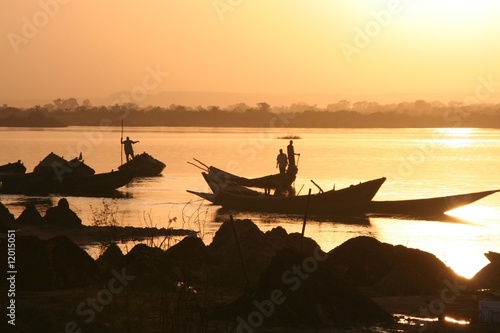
1 126 500 278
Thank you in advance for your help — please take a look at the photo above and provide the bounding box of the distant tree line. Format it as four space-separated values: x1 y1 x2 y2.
1 99 500 128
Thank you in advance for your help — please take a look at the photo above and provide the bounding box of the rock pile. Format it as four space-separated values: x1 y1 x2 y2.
206 219 327 292
232 248 393 329
3 235 97 291
16 203 44 224
324 236 466 297
2 198 82 227
9 217 499 331
470 262 500 290
0 202 15 225
43 198 82 227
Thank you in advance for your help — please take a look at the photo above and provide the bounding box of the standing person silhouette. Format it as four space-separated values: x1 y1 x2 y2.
121 136 139 162
276 149 288 174
287 140 299 173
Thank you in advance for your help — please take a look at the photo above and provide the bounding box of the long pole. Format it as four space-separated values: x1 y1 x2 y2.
120 118 124 165
230 215 251 291
299 188 312 252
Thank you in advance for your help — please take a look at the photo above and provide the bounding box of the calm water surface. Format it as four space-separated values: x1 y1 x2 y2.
1 126 500 278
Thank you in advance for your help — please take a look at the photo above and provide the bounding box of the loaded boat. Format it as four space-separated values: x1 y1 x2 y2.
0 152 134 196
0 160 27 176
188 163 499 218
189 159 297 195
118 152 166 177
189 170 387 216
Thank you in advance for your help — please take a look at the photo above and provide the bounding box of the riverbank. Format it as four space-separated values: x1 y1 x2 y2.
12 223 193 247
2 215 500 332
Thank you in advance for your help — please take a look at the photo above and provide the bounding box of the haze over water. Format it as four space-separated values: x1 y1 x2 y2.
1 126 500 279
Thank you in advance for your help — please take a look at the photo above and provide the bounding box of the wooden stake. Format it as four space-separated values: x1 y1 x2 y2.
300 188 312 252
230 215 251 290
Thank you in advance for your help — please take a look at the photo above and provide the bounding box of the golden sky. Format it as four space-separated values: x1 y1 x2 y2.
2 0 500 106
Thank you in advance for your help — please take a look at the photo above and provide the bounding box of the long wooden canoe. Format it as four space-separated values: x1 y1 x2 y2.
368 189 500 216
53 169 135 196
189 172 386 216
0 169 134 196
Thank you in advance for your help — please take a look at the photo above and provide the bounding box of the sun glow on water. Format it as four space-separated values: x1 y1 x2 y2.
433 128 474 148
447 205 497 223
372 217 493 279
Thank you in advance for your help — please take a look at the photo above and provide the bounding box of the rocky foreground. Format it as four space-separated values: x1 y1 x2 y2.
1 203 500 332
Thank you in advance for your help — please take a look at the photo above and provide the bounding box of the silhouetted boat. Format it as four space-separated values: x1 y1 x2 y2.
0 172 53 195
188 172 386 216
118 152 166 177
53 169 135 196
368 189 500 216
189 163 500 218
189 159 297 194
0 160 27 175
208 165 296 193
0 153 134 196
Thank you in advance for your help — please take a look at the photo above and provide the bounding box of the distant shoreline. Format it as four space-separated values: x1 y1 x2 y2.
2 102 500 128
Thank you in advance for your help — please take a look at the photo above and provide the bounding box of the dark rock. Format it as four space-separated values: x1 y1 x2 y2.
470 262 500 289
43 198 81 227
11 235 97 291
264 226 289 251
325 236 464 296
121 243 170 290
224 248 393 329
0 202 15 224
264 227 326 257
95 243 126 284
16 203 44 224
207 219 276 291
367 263 431 296
14 236 53 291
96 242 124 269
161 235 211 291
45 235 97 289
163 235 208 267
207 219 329 292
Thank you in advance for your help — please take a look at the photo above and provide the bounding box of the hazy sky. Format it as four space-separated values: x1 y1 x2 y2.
2 1 500 106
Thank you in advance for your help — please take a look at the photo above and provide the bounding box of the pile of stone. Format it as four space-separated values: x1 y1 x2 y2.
2 235 97 291
470 261 500 290
1 198 81 227
324 236 466 297
7 216 500 330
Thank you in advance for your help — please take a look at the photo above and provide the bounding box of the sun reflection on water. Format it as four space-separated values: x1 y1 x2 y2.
447 204 497 223
371 216 493 279
434 128 474 148
396 314 469 326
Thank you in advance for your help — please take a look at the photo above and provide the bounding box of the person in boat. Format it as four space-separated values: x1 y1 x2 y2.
121 136 139 162
276 149 288 174
287 140 299 174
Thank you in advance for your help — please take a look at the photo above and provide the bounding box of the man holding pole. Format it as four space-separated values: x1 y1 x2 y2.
287 140 300 174
121 136 139 162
